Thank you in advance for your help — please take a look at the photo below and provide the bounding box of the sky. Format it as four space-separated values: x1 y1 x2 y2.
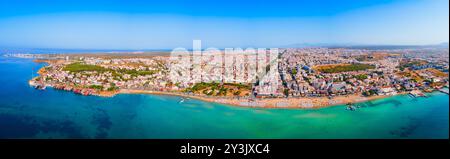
0 0 448 49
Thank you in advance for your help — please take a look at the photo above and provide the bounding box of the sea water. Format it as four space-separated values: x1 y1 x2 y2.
0 56 448 139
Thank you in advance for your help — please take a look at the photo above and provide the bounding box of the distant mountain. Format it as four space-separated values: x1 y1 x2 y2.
279 43 357 48
281 42 449 50
437 42 449 48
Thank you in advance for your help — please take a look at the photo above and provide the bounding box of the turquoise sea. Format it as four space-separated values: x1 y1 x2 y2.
0 56 448 139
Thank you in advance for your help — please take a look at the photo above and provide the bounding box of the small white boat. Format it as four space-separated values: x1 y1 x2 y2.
346 103 356 111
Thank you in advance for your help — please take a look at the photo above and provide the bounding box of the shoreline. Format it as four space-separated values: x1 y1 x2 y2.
117 89 404 109
29 62 417 109
31 80 429 109
28 59 445 109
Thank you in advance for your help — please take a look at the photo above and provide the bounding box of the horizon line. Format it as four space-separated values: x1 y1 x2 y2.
1 42 448 51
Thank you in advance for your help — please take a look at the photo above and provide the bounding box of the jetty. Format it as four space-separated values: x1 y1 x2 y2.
409 90 426 98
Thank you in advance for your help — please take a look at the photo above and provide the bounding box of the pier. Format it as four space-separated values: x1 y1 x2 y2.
439 89 449 95
409 90 426 98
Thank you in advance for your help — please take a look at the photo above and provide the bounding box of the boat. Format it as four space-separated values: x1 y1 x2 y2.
419 92 427 98
179 97 190 103
82 90 90 96
346 106 355 111
73 89 82 94
34 84 46 90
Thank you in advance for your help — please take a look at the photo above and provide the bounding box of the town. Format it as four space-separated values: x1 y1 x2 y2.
24 46 449 108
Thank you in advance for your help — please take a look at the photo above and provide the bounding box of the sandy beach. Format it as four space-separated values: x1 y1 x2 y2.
118 89 396 109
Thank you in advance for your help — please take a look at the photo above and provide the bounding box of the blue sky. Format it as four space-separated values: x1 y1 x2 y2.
0 0 448 49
